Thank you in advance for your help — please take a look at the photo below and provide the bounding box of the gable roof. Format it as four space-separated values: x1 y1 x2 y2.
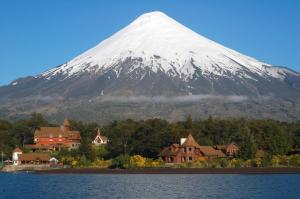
34 127 80 139
18 153 51 161
215 143 239 151
93 128 108 142
181 134 201 148
199 146 225 157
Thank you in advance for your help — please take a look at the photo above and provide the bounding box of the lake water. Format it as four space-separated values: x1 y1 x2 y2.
0 173 300 199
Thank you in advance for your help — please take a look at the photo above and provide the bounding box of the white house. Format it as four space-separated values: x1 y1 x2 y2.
12 147 23 165
92 128 108 146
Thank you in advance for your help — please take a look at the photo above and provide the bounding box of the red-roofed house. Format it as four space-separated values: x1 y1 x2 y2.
25 118 81 151
159 134 225 163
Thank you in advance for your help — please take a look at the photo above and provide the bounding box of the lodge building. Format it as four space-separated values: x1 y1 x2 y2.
25 118 81 151
12 147 54 165
159 134 233 163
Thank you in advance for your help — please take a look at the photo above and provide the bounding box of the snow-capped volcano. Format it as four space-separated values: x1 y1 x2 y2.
1 11 300 122
41 11 296 82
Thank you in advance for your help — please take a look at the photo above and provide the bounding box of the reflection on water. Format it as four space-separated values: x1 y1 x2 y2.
0 173 300 199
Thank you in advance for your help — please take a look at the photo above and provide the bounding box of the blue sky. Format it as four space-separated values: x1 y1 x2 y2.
0 0 299 85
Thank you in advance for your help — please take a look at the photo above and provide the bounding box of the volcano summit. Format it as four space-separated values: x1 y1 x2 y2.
1 11 299 122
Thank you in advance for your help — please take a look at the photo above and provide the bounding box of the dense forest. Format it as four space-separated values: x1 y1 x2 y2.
1 113 300 163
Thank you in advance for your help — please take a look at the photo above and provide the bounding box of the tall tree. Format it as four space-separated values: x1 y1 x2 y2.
238 128 257 160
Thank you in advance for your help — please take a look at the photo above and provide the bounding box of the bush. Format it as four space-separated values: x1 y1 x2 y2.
219 158 229 168
289 155 300 166
130 155 146 168
92 159 112 168
146 158 164 168
228 159 244 168
111 155 130 169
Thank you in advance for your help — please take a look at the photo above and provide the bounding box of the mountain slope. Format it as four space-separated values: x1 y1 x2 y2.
0 11 299 122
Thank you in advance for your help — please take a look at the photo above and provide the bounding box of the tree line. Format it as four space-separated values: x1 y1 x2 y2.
0 113 300 162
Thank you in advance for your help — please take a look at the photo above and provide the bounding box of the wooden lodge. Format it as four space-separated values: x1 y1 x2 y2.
159 134 226 163
25 118 81 151
12 147 52 165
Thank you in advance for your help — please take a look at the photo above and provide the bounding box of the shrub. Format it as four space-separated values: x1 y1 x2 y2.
92 159 112 168
145 158 164 168
288 155 300 166
130 155 146 168
111 155 130 169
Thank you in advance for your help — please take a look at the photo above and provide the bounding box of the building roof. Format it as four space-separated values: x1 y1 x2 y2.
24 144 53 149
181 134 201 148
34 127 80 139
199 146 226 157
18 153 51 161
95 128 108 142
49 157 58 162
13 147 23 153
159 146 182 157
24 144 70 149
215 143 239 151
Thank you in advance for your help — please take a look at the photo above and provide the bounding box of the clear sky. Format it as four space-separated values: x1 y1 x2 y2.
0 0 299 85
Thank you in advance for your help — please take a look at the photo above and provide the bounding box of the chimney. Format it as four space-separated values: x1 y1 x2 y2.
180 138 187 145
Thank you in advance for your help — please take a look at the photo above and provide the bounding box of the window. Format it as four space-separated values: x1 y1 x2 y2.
188 147 192 152
188 157 193 161
170 157 174 162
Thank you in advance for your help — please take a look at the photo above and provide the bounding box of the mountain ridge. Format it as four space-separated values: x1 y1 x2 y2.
0 11 299 122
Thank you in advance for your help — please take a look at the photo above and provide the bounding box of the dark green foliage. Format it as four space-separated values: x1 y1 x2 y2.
78 138 96 162
261 153 272 167
238 128 257 160
0 113 49 158
0 113 300 162
69 120 98 139
110 155 130 169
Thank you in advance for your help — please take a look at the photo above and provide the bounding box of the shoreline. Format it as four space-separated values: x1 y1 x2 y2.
34 167 300 174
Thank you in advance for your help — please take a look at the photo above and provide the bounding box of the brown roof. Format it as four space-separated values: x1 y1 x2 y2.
216 143 238 150
24 144 52 149
159 147 182 157
171 144 180 148
181 134 201 148
18 153 51 161
35 127 80 139
13 147 23 153
199 146 225 157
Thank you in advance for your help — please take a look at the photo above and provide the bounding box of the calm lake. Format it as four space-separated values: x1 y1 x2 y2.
0 173 300 199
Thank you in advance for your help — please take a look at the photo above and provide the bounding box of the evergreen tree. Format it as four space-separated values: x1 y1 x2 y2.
238 128 257 160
